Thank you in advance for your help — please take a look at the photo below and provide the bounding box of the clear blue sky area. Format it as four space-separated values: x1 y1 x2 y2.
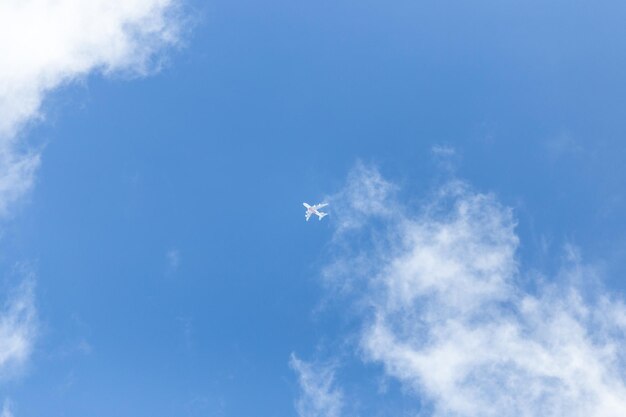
4 0 626 415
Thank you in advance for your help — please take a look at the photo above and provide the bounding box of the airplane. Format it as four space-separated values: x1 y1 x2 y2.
303 202 328 221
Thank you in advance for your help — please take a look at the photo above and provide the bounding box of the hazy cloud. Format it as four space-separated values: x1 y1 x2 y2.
166 249 181 272
0 400 13 417
431 144 460 172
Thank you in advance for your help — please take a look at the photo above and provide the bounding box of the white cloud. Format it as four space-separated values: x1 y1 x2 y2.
0 0 183 215
0 278 37 380
324 165 626 417
290 354 343 417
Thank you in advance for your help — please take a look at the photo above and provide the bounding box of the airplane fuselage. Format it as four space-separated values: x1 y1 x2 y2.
303 202 328 221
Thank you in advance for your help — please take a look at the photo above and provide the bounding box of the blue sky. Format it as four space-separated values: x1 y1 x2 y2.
2 1 626 416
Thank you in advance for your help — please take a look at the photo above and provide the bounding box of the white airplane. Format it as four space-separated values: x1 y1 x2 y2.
303 202 328 221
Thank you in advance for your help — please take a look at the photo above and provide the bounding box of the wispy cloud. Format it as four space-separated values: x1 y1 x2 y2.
0 0 184 214
322 164 626 417
0 277 37 380
290 354 343 417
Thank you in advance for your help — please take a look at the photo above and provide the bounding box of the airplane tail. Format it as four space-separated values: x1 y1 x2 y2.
318 212 328 220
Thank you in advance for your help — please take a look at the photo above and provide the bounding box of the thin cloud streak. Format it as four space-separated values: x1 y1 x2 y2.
324 164 626 417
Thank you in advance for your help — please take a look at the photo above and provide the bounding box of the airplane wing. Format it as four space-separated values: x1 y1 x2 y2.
314 203 328 209
305 212 312 221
